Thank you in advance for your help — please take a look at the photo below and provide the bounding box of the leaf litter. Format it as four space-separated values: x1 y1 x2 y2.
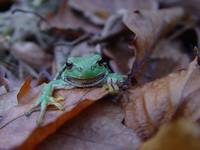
0 0 200 150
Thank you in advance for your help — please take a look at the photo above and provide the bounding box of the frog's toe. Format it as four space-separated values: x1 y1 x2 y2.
49 97 65 111
104 78 120 93
112 83 119 92
36 98 48 125
102 84 109 91
36 118 44 126
25 108 33 117
25 95 65 125
25 108 34 117
37 112 45 125
108 83 119 93
25 97 42 117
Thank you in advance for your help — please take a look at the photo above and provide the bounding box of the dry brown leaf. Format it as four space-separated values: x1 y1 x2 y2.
140 119 200 150
90 11 136 75
122 58 200 140
139 58 177 83
160 0 200 19
69 0 158 25
123 7 184 80
123 7 184 52
37 100 141 150
152 40 190 70
11 42 52 69
0 90 18 115
105 40 136 74
46 0 100 33
17 76 32 105
140 40 190 83
0 87 108 149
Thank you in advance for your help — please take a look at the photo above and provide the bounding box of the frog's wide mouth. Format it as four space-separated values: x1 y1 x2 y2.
65 73 106 87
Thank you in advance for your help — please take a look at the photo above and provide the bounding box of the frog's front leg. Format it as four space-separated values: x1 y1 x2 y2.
103 73 125 93
25 80 73 125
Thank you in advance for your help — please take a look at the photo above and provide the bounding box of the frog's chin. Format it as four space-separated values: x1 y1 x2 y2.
65 73 106 87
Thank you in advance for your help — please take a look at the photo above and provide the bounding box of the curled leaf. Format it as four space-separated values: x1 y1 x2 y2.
17 76 32 105
0 87 108 149
123 7 184 80
122 58 200 140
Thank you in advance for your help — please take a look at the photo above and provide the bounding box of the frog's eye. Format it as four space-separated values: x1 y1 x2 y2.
66 62 73 69
97 59 105 66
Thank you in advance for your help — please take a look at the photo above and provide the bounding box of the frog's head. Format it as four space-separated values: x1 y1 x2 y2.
61 54 109 87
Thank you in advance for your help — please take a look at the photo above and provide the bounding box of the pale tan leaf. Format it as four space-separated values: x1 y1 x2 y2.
140 119 200 150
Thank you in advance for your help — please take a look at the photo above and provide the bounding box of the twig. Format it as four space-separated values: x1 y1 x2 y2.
11 8 50 26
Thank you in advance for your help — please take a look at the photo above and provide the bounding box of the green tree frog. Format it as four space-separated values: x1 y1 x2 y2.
26 54 125 124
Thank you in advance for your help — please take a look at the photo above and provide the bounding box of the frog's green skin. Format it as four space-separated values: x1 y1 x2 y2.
26 54 125 125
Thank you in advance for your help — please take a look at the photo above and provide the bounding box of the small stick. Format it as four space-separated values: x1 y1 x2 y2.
11 8 50 25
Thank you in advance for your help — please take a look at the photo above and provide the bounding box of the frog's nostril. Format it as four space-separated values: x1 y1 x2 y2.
78 67 83 71
91 66 95 70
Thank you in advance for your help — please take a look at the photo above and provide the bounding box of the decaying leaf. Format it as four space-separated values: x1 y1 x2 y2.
122 58 200 140
152 40 190 70
11 42 52 69
140 40 190 83
0 86 108 149
69 0 158 25
123 7 184 80
105 40 136 74
47 0 100 33
38 100 141 150
0 90 18 115
0 0 200 150
89 11 136 75
123 7 184 51
160 0 200 20
17 76 33 105
140 119 200 150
